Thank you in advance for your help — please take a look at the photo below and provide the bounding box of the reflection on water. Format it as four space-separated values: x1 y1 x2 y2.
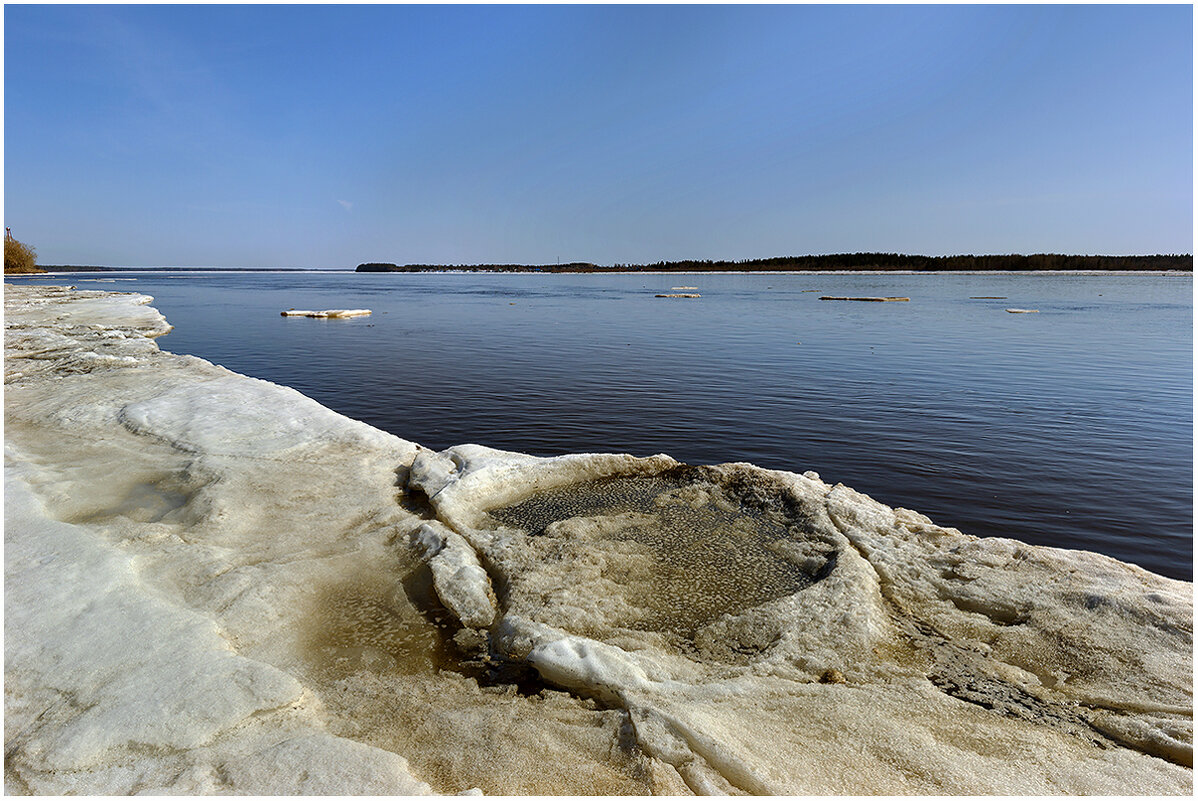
8 270 1192 580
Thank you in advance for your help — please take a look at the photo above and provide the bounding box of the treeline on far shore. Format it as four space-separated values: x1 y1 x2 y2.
356 253 1193 274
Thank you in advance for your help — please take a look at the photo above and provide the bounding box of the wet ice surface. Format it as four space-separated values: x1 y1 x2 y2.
303 570 448 678
489 473 834 643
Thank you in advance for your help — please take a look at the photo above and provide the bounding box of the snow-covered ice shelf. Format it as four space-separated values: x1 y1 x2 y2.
4 284 1192 795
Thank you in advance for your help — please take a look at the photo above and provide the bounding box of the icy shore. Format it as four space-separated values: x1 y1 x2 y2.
4 284 1192 795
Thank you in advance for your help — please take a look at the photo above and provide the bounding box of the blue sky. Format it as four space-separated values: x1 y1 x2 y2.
3 4 1192 267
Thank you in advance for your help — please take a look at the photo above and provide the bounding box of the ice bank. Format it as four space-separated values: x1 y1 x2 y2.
4 284 1193 795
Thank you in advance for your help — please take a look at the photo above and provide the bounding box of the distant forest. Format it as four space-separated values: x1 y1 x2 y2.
357 253 1192 273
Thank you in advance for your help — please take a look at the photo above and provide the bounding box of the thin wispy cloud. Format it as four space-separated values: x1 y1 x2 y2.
336 199 353 211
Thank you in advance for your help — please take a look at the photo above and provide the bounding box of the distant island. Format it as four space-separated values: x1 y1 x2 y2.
357 253 1193 273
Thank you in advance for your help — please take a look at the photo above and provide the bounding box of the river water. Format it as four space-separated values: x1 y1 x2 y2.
8 270 1192 580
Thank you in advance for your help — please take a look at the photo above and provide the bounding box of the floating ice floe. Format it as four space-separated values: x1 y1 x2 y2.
819 295 910 302
281 308 372 318
3 284 1192 795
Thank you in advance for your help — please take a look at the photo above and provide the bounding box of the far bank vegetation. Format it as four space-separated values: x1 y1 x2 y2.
357 253 1193 274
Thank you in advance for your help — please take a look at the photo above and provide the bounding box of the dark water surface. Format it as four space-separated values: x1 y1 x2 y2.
10 270 1192 580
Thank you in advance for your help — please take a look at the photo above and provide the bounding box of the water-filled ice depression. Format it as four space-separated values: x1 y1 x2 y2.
488 471 837 647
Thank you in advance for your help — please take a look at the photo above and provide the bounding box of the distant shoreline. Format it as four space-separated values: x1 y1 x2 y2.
356 253 1193 274
354 269 1192 277
19 253 1190 275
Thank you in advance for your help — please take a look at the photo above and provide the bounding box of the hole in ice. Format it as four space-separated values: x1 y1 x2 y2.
398 482 436 518
487 469 837 644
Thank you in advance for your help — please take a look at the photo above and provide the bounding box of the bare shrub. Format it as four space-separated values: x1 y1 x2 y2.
4 232 41 273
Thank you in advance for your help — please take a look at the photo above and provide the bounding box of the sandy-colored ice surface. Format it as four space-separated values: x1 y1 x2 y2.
4 284 1193 794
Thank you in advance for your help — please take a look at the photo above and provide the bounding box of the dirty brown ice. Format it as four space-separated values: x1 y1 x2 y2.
4 284 1192 795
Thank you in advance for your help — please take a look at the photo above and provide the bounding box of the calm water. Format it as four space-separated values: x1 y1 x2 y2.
9 270 1192 580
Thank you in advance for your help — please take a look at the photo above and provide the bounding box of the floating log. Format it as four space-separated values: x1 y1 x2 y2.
819 296 909 302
